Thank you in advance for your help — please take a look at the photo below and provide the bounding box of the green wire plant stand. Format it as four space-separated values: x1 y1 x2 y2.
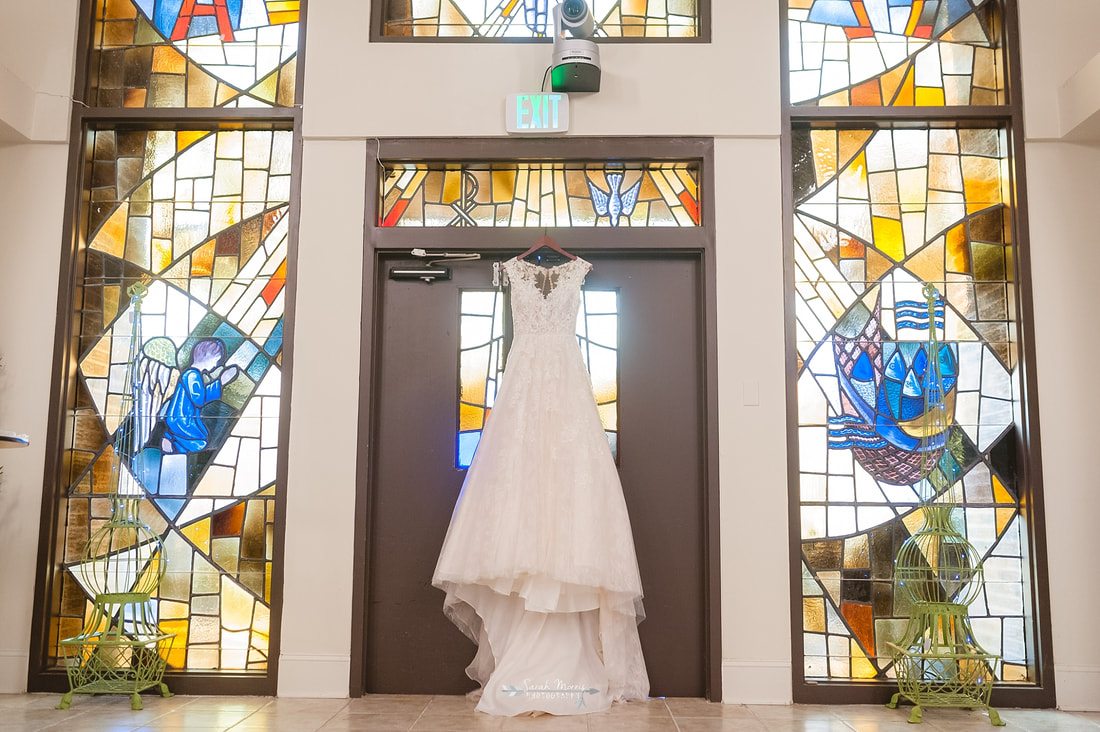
58 284 176 711
886 284 1004 726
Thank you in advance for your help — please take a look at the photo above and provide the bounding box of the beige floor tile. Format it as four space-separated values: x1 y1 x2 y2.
410 713 505 731
319 714 417 731
665 697 757 718
178 696 272 712
230 710 346 730
676 718 771 732
587 713 678 731
422 694 482 716
990 710 1100 731
345 694 432 715
253 698 349 714
747 704 846 721
501 713 590 730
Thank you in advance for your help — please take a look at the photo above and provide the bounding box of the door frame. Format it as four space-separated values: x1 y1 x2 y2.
349 137 721 700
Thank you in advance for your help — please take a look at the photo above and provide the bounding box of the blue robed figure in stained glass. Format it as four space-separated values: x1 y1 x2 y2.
161 338 239 454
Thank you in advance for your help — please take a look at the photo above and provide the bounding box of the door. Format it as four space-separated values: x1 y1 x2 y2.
364 250 707 696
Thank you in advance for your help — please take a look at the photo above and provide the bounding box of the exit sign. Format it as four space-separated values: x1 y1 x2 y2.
506 93 569 134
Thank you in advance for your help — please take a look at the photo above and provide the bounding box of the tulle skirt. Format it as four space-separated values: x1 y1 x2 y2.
432 332 649 715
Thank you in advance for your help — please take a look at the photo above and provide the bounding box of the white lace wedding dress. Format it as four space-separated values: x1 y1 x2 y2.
432 256 650 716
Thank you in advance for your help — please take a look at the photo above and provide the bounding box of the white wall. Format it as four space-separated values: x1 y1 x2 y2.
0 0 1097 711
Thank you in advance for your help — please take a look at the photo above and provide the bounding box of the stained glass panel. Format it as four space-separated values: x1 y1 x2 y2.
381 0 699 38
90 0 300 108
788 0 1005 106
382 162 700 228
457 288 619 468
52 127 293 672
792 126 1032 682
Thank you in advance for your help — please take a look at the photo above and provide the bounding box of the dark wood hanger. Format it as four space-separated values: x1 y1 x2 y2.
517 235 577 264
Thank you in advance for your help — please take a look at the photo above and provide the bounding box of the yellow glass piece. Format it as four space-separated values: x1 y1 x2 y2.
898 390 957 438
996 508 1016 537
252 71 279 104
839 152 868 200
804 597 826 632
221 577 255 632
945 223 971 274
597 402 617 432
152 46 187 75
992 475 1013 504
268 11 298 25
81 337 111 379
459 403 485 432
843 535 869 569
915 87 946 106
901 508 924 538
850 640 878 678
962 156 1003 212
182 519 211 554
905 238 946 283
91 203 129 257
160 618 189 668
811 130 838 186
872 216 905 261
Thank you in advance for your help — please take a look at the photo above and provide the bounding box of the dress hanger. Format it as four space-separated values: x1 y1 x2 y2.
517 234 577 265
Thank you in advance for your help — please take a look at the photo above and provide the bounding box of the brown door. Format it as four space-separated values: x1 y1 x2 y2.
364 251 706 697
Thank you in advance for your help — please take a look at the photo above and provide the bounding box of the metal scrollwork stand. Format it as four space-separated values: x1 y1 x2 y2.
887 284 1004 725
58 283 175 711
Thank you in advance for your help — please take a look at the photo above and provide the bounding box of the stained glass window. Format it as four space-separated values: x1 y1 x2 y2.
51 127 293 672
788 0 1005 106
382 162 700 228
458 288 619 468
381 0 700 38
90 0 300 108
793 125 1031 683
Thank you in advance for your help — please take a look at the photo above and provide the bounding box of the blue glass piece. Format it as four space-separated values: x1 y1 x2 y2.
899 395 925 421
213 322 246 356
227 0 243 27
135 0 156 23
902 368 922 397
852 351 875 381
853 378 878 409
888 0 913 6
606 431 618 459
247 352 270 382
152 497 186 520
188 16 219 37
912 346 929 378
227 340 259 371
885 349 907 381
263 319 283 356
938 344 957 377
943 0 972 27
153 0 186 37
884 379 903 418
897 341 921 365
873 411 921 451
458 431 481 469
808 0 861 26
134 448 162 495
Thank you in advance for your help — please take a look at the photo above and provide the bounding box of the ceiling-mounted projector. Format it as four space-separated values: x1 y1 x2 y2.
551 0 600 93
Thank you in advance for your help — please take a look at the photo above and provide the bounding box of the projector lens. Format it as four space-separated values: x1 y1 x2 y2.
562 0 586 20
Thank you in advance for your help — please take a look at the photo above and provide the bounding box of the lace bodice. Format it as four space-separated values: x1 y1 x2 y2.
502 257 591 335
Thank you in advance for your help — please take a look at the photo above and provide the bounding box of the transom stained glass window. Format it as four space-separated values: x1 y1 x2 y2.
53 127 293 672
788 0 1005 106
91 0 300 108
458 289 619 468
382 162 700 228
794 126 1032 683
381 0 699 38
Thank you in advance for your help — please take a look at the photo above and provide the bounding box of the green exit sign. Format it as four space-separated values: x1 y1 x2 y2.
506 93 570 134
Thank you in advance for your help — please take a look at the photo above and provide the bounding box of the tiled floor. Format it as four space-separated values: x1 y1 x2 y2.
0 694 1096 732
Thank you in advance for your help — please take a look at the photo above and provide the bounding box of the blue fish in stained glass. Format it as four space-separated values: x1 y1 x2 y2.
828 288 959 484
587 172 643 227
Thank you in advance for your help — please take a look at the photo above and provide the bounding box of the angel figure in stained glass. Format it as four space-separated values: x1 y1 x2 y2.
160 338 239 454
587 172 642 227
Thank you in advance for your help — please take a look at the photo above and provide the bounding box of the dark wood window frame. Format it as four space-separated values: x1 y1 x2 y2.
26 0 309 696
349 135 723 701
370 0 712 43
780 0 1057 707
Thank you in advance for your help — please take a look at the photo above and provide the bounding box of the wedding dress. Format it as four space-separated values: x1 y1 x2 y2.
432 255 650 716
